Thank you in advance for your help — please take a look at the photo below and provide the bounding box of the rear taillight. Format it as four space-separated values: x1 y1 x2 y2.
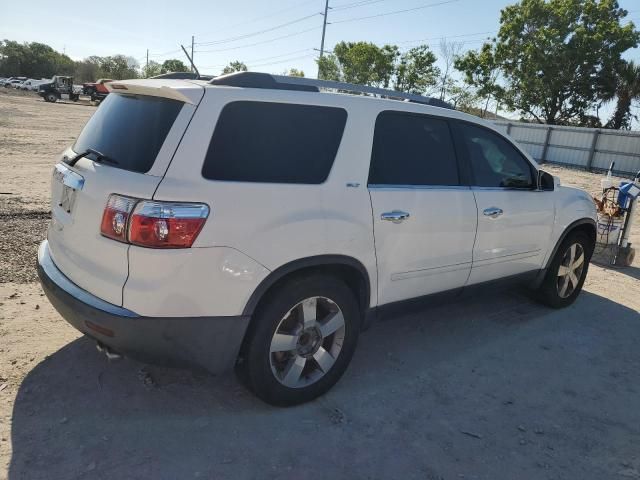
129 201 209 248
101 195 209 248
100 195 137 242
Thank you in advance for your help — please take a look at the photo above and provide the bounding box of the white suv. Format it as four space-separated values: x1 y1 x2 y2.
38 72 597 406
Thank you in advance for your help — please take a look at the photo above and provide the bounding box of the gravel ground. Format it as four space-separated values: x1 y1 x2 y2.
0 89 639 480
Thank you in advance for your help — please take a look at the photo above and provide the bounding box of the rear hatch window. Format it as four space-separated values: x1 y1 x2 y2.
73 93 183 173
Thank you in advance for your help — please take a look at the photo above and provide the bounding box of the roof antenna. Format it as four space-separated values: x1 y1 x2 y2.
181 44 200 78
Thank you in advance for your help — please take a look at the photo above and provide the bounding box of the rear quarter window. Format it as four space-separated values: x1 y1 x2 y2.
202 101 347 184
73 94 183 173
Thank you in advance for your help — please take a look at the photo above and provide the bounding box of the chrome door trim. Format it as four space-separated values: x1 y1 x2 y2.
368 184 471 191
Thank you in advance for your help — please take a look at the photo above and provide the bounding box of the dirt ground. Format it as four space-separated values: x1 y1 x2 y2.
1 89 639 480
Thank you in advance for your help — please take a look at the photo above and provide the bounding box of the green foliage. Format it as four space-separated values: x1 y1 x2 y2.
445 79 481 113
74 56 103 83
317 41 439 94
457 0 639 125
317 54 341 81
284 68 305 77
0 40 74 78
141 60 162 78
331 41 398 87
606 60 640 129
161 59 188 73
394 45 440 94
99 55 139 80
222 61 248 75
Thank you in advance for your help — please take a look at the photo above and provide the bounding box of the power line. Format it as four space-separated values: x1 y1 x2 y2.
195 26 321 53
195 12 320 46
249 54 316 69
331 0 461 24
332 0 393 11
148 48 183 58
200 48 314 68
196 0 319 37
393 30 496 45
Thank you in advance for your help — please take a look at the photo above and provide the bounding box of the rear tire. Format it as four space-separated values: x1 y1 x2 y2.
536 231 593 308
45 93 57 103
237 275 360 406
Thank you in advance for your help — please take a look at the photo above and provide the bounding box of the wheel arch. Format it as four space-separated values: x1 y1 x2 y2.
242 255 372 325
532 217 597 289
545 218 597 269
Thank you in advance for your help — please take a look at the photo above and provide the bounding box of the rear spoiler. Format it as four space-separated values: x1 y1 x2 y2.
104 79 203 104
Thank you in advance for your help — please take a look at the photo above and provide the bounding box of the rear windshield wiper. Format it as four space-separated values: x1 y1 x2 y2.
65 148 119 167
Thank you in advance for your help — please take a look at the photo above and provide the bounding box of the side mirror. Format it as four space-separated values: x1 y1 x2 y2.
538 170 555 191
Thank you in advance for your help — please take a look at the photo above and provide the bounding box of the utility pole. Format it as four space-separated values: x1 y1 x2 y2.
181 44 199 77
317 0 329 78
191 36 195 73
146 49 149 77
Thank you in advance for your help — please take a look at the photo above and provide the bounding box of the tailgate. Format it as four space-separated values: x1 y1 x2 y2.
47 81 204 306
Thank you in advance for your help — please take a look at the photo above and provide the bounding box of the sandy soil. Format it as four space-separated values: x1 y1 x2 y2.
0 90 639 480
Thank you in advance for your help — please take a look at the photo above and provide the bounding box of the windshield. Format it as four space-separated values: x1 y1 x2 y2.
73 93 182 173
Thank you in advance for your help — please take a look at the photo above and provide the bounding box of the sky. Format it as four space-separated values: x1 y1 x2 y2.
2 0 640 122
3 0 639 77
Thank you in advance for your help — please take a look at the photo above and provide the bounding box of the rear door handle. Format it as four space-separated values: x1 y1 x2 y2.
483 207 503 218
381 211 410 223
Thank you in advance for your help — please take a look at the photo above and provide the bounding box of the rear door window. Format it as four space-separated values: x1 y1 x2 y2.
202 101 347 184
453 122 535 188
73 93 183 173
368 111 460 186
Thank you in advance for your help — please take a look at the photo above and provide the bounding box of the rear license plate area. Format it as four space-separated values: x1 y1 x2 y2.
53 163 84 214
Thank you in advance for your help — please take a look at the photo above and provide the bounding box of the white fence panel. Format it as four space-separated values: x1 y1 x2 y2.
493 120 640 176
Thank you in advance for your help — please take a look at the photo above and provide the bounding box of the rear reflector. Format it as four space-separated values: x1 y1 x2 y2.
100 194 137 242
129 201 209 248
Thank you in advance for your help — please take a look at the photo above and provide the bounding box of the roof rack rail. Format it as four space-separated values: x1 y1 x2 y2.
209 72 453 109
151 72 214 81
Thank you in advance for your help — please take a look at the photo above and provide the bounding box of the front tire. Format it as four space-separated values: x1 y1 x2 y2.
536 231 593 308
237 275 360 406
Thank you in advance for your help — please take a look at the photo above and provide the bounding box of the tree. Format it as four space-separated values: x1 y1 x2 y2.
394 45 440 95
74 56 104 83
161 59 188 73
460 0 639 125
455 43 503 118
331 41 398 87
317 41 439 94
605 60 640 129
445 80 481 112
142 60 162 78
221 61 248 75
317 54 341 81
99 55 138 79
0 40 74 78
284 68 305 77
438 39 463 100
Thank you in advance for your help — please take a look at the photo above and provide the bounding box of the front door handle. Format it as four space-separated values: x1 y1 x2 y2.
483 207 503 218
381 210 410 223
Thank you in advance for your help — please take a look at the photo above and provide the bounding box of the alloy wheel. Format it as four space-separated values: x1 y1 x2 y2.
269 296 346 388
557 242 585 298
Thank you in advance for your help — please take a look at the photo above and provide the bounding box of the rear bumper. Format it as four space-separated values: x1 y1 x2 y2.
37 240 250 374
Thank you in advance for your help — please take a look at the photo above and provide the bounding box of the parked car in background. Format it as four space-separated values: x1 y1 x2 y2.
5 79 25 88
82 78 113 102
37 72 597 406
1 76 27 86
19 79 50 91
